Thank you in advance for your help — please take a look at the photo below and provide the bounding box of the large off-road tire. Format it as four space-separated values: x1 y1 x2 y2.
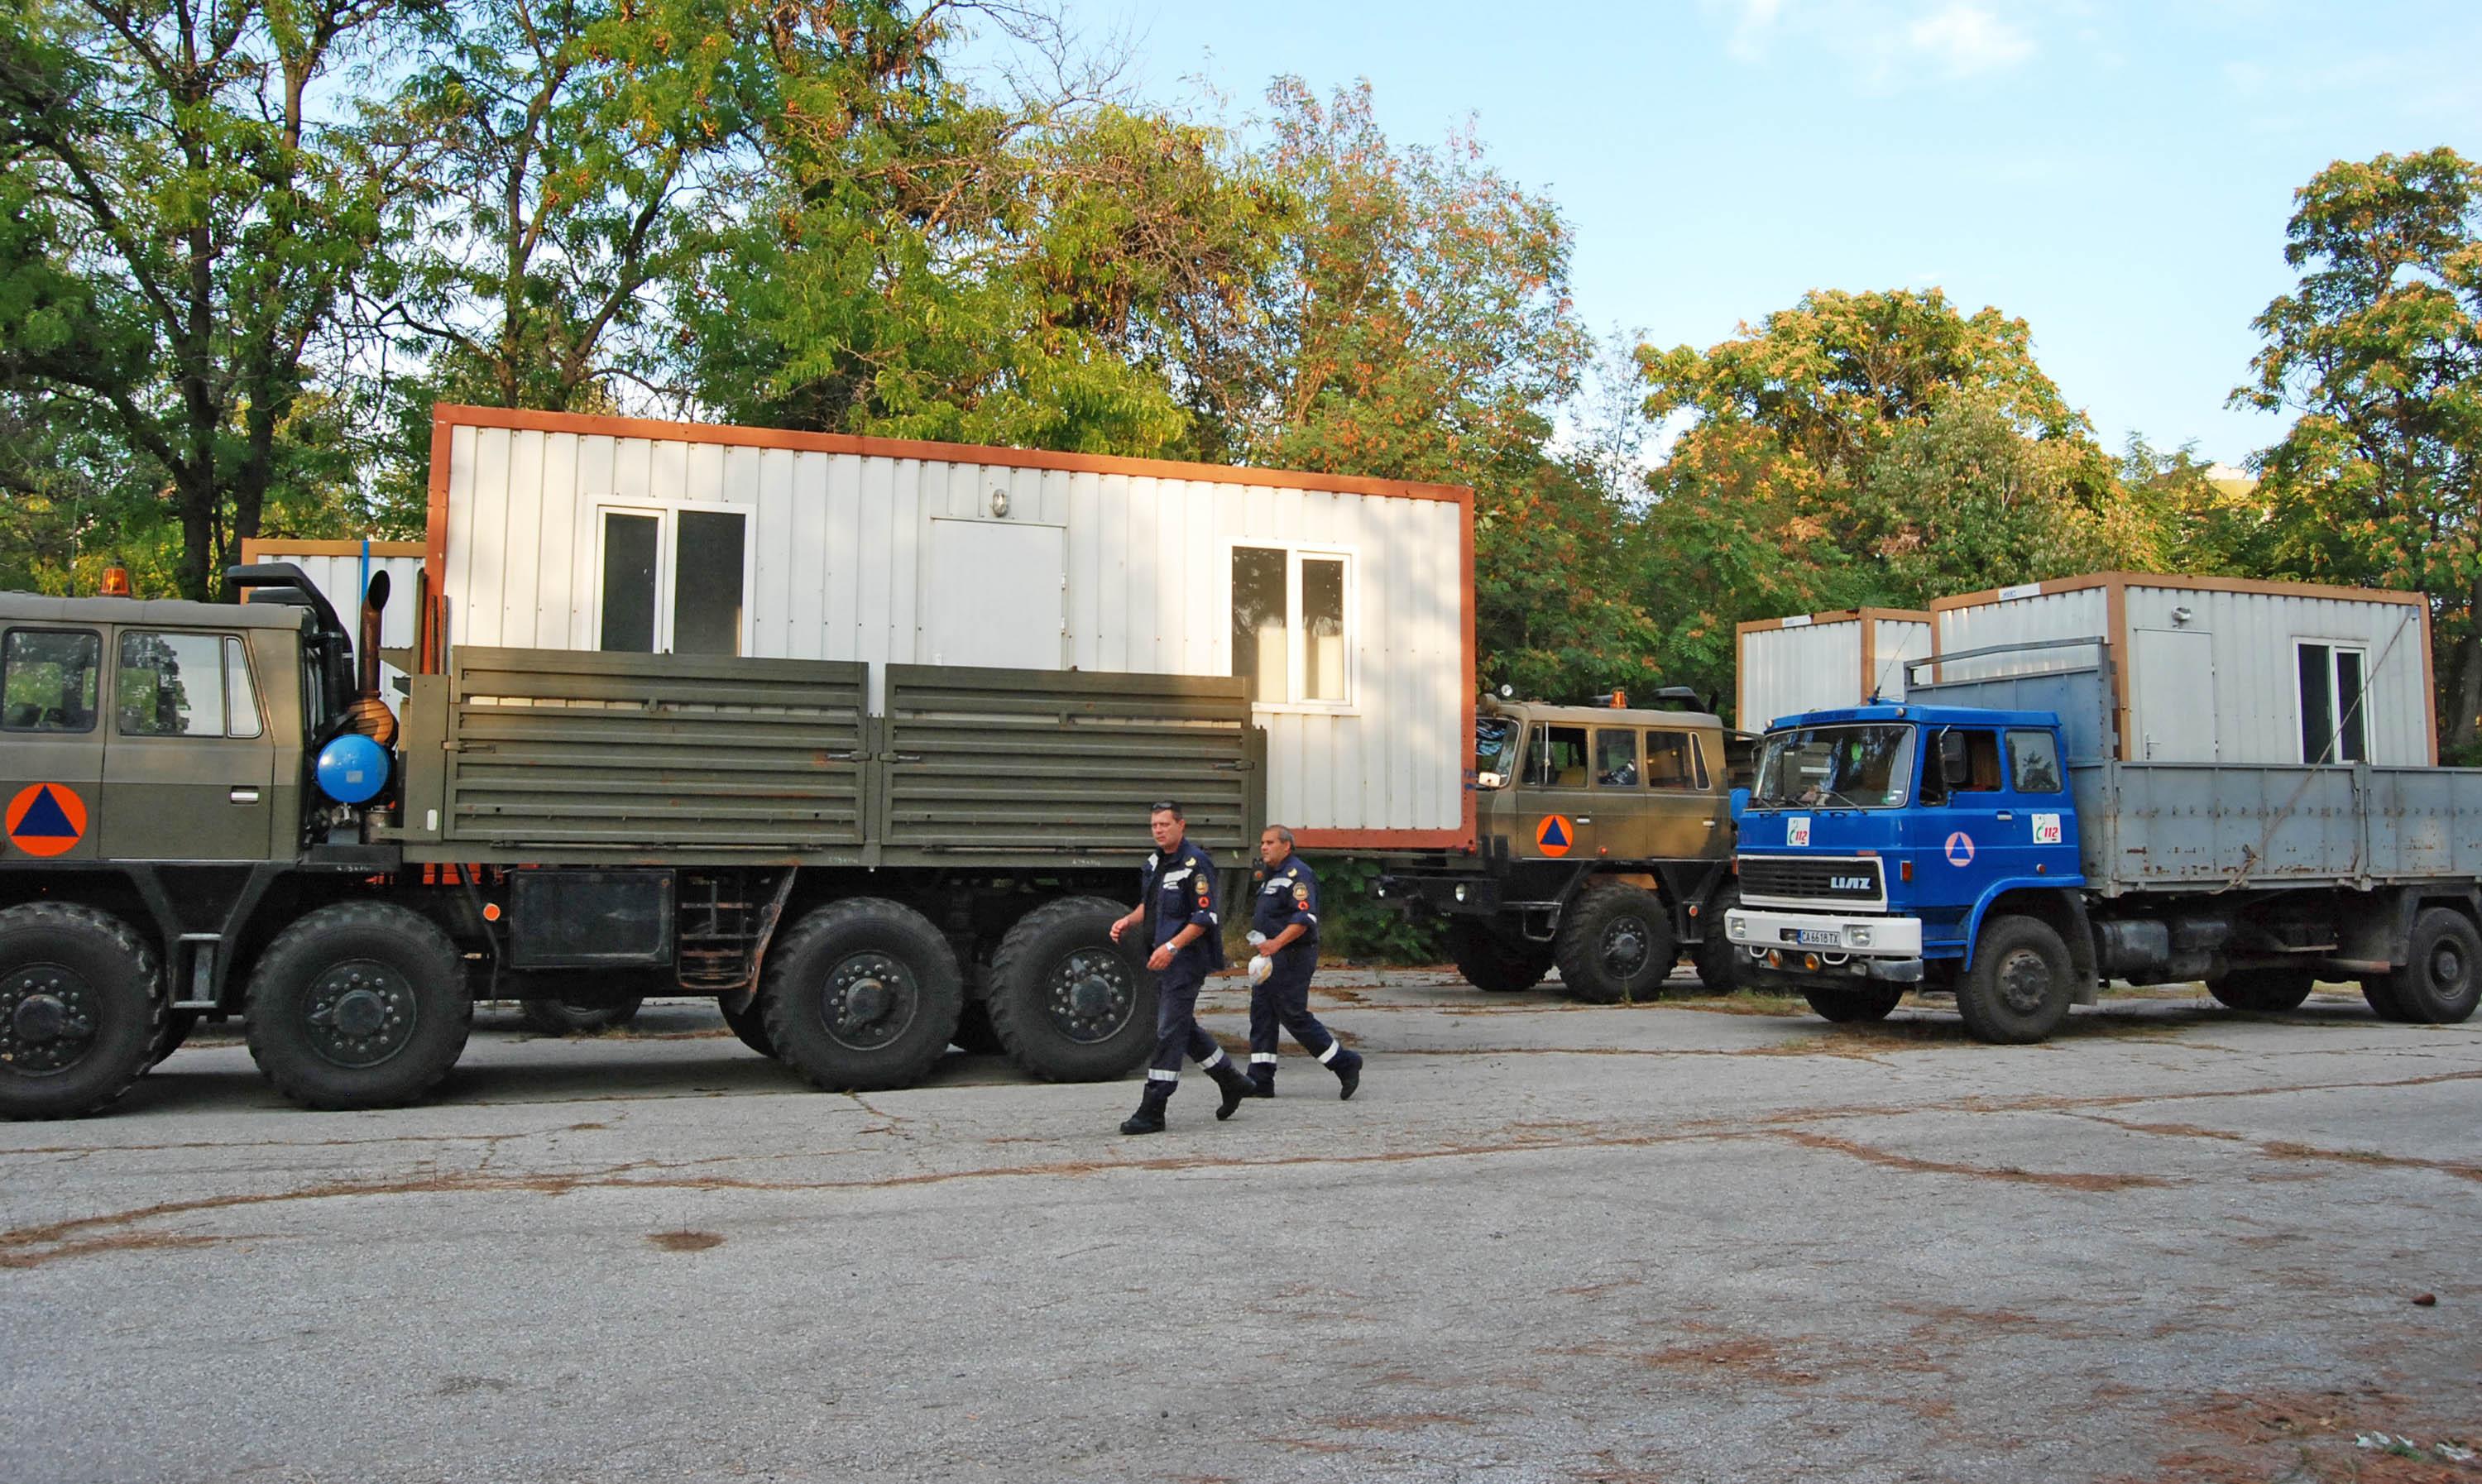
147 1008 200 1069
1953 914 2075 1044
719 993 776 1058
0 903 161 1120
244 902 472 1110
759 898 964 1092
986 897 1154 1082
2207 967 2316 1013
1804 984 1905 1022
1551 883 1675 1004
2381 907 2482 1024
1445 918 1554 994
517 996 644 1035
950 998 1006 1056
1693 885 1744 994
2360 975 2414 1022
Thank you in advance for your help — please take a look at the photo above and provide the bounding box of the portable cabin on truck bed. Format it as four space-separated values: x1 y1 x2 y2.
0 407 1475 1118
1735 608 1932 730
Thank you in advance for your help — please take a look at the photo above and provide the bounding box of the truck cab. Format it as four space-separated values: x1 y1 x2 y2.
1723 701 2089 1031
1383 694 1751 1003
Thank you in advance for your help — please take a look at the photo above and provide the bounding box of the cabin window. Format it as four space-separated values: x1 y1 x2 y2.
597 505 749 656
1644 730 1708 791
1593 728 1639 787
116 631 260 739
2296 642 2368 764
1229 544 1353 706
2 629 100 733
2006 730 2062 792
1919 728 2003 805
1524 725 1590 788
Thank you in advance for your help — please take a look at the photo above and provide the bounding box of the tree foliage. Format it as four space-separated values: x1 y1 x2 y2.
2235 147 2482 756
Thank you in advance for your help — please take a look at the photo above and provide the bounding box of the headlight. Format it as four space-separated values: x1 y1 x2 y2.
1845 925 1873 948
1725 912 1747 936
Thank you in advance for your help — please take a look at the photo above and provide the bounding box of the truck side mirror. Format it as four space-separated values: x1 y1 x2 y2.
1938 729 1971 788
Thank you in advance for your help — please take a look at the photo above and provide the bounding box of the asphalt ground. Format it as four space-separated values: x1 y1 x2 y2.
2 971 2477 1484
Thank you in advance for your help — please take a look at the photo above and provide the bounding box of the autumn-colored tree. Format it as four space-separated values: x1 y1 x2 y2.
2235 147 2482 757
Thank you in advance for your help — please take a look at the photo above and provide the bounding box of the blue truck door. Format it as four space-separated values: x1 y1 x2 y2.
1922 725 2012 908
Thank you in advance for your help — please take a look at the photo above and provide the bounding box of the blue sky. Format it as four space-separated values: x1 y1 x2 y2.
1033 0 2480 465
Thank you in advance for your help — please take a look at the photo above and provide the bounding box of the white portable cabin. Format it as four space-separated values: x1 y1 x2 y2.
416 405 1477 850
1734 608 1932 730
237 538 428 716
1929 572 2435 766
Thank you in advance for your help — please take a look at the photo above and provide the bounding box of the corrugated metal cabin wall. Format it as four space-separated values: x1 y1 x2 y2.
440 421 1466 835
1869 620 1931 700
2122 585 2430 766
1932 589 2110 680
1737 620 1863 728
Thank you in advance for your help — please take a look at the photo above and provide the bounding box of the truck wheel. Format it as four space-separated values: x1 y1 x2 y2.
2207 968 2316 1013
987 898 1155 1082
760 898 964 1091
1953 915 2074 1044
719 993 776 1057
146 1009 200 1069
1693 886 1744 993
1445 919 1553 993
951 999 1005 1056
0 903 162 1120
1804 985 1905 1022
2382 907 2482 1024
2360 976 2414 1022
1552 883 1675 1004
517 996 644 1035
243 902 472 1110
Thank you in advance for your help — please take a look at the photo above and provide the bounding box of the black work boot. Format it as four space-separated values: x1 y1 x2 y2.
1333 1046 1363 1101
1208 1059 1253 1121
1249 1063 1276 1099
1119 1081 1172 1135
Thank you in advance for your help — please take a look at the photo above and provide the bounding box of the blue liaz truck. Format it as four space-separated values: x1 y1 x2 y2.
1723 630 2482 1042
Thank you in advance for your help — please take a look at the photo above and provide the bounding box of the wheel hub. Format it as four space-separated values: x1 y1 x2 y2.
1603 920 1649 976
2432 943 2463 989
1996 948 2053 1015
0 967 98 1072
1046 949 1134 1044
821 953 916 1051
303 960 418 1069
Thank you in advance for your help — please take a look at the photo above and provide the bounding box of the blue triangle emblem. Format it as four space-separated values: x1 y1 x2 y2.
12 786 78 838
1540 817 1569 848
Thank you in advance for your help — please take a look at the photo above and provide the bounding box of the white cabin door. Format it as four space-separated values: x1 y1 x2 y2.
925 519 1066 669
2131 627 2216 760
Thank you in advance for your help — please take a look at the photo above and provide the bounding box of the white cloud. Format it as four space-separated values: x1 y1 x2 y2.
1713 0 1789 61
1906 2 2036 78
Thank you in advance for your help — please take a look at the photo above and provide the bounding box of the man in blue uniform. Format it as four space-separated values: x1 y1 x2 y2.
1244 825 1363 1099
1109 801 1255 1135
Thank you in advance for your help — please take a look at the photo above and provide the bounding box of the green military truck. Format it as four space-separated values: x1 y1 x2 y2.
0 569 1262 1118
1378 694 1752 1002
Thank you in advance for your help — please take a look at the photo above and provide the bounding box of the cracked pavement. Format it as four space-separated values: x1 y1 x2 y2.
2 973 2477 1483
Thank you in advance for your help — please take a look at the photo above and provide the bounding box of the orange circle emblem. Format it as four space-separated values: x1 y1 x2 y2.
6 783 89 858
1535 814 1575 858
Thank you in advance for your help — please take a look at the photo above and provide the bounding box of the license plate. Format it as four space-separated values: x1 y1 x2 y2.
1788 927 1843 947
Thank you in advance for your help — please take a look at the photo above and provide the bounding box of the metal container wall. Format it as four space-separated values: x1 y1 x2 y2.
1934 587 2110 680
1736 609 1930 727
2072 760 2482 894
433 410 1469 844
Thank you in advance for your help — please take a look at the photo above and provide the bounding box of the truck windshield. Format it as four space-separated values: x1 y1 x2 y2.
1752 725 1916 810
1474 716 1519 788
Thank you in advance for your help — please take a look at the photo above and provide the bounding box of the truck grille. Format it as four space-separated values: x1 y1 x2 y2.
1740 856 1883 904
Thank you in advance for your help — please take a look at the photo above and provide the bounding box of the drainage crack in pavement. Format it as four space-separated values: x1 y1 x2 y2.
2064 1113 2482 1182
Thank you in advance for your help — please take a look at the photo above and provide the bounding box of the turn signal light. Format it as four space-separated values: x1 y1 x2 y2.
1900 859 1914 883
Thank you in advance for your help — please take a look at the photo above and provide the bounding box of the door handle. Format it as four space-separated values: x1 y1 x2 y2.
230 787 261 804
1574 816 1593 825
1996 811 2014 821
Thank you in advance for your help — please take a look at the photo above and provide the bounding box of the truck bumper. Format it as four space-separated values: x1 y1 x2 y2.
1725 907 1926 984
1374 872 1501 916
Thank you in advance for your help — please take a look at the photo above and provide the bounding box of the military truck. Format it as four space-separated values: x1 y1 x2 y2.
1377 694 1753 1002
0 570 1262 1118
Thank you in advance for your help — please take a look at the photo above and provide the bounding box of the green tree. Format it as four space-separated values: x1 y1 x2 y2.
2234 147 2482 758
0 0 424 598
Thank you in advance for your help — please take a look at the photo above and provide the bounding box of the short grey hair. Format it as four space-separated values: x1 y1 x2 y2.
1263 824 1295 845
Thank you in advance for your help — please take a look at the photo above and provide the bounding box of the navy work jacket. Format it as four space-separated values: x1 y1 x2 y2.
1143 838 1227 972
1250 854 1320 964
